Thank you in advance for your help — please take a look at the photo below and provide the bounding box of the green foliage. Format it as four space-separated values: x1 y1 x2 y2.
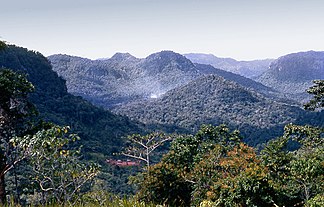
0 68 99 205
9 125 100 205
0 45 143 157
0 68 36 204
0 68 34 125
306 194 324 207
132 125 242 206
207 143 273 207
4 193 158 207
0 41 6 50
131 124 323 207
261 124 324 206
115 74 317 146
1 42 323 207
0 45 144 195
304 80 324 111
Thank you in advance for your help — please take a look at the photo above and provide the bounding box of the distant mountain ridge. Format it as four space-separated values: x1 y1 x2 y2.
0 45 143 156
48 51 278 108
113 74 314 145
256 51 324 102
47 49 324 144
184 53 273 78
49 51 203 108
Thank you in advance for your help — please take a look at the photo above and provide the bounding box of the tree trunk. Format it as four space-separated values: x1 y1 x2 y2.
0 174 6 205
0 150 7 205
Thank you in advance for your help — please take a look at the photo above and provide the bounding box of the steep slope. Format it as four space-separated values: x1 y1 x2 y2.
195 64 300 105
195 64 276 95
113 75 316 145
49 51 279 109
0 45 143 156
48 51 200 108
184 53 273 78
256 51 324 102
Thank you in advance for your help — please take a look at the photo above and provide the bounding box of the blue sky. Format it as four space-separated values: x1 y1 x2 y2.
1 0 324 60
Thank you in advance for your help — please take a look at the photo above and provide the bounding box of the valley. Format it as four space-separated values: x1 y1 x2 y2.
49 50 324 145
0 43 323 206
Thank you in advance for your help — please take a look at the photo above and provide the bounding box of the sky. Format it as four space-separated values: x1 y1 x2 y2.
1 0 324 60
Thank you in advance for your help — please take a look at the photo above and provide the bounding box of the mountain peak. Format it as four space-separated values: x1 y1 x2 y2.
146 50 184 59
184 53 272 78
269 50 324 81
110 52 137 61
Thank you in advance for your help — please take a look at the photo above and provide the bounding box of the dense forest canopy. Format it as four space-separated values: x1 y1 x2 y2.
0 40 323 206
0 44 144 157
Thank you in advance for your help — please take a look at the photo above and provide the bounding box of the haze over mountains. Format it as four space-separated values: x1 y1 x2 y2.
48 51 275 109
185 51 324 103
114 74 310 144
49 51 201 108
48 50 324 108
256 51 324 102
184 53 273 78
0 43 323 194
0 45 143 157
48 50 324 144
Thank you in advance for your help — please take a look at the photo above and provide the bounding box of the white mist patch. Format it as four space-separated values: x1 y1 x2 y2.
150 92 164 99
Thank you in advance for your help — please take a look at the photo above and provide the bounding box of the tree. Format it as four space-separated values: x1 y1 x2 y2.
261 124 324 206
11 125 100 205
304 80 324 111
0 68 34 204
132 125 241 206
283 124 323 204
190 143 274 207
0 68 99 205
121 132 172 169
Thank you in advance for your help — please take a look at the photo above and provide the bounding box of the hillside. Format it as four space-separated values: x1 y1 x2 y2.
48 51 201 108
47 49 323 145
113 75 320 145
184 53 273 78
256 51 324 102
0 45 143 157
49 51 279 108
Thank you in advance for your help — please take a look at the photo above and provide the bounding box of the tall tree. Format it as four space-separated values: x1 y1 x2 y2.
261 124 324 206
11 125 100 205
132 125 241 206
0 69 34 204
121 132 171 169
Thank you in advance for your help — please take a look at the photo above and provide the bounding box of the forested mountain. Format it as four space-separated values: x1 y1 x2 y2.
184 53 273 78
48 50 323 144
256 51 324 102
48 51 201 108
49 51 279 108
0 45 143 157
113 74 322 145
1 43 323 205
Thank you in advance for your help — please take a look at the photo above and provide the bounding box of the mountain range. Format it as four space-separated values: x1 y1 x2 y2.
49 50 323 145
113 74 317 145
184 51 324 103
48 51 284 109
256 51 324 102
184 53 273 78
0 45 143 157
48 51 201 108
1 44 323 194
